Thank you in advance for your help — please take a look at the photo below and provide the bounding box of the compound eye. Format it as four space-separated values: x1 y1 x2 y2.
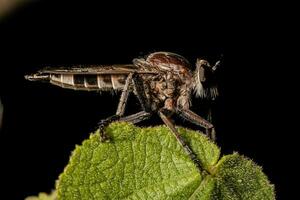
198 59 211 68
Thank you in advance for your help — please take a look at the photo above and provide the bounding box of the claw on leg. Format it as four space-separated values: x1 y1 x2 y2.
99 124 109 142
206 127 216 141
97 115 120 142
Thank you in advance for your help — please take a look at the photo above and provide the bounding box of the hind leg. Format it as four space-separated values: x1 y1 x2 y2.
98 73 133 141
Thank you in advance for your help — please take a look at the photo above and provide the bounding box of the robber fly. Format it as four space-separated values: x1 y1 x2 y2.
25 51 220 171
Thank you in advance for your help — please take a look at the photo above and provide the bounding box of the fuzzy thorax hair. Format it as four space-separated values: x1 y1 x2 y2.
193 61 218 100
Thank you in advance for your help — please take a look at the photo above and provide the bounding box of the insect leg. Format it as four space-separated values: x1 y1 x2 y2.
119 111 152 124
98 111 152 141
207 108 213 123
98 73 133 141
116 73 133 116
176 108 216 141
158 109 203 172
132 73 151 112
98 115 120 141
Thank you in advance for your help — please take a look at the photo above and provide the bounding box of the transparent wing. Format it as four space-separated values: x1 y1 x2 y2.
40 64 158 75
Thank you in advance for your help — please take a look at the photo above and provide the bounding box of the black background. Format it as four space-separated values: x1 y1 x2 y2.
0 1 295 199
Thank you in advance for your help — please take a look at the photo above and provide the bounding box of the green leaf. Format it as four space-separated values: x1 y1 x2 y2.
25 190 57 200
56 122 275 200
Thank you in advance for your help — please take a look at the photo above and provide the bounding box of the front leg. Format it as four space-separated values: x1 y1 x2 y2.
158 109 202 172
176 107 216 141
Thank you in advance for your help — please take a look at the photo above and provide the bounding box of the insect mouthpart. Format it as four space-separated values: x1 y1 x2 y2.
24 73 50 81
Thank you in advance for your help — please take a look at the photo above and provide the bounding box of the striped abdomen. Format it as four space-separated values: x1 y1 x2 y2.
50 73 127 91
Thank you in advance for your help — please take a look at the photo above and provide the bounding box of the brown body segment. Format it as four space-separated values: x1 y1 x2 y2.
146 52 191 72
